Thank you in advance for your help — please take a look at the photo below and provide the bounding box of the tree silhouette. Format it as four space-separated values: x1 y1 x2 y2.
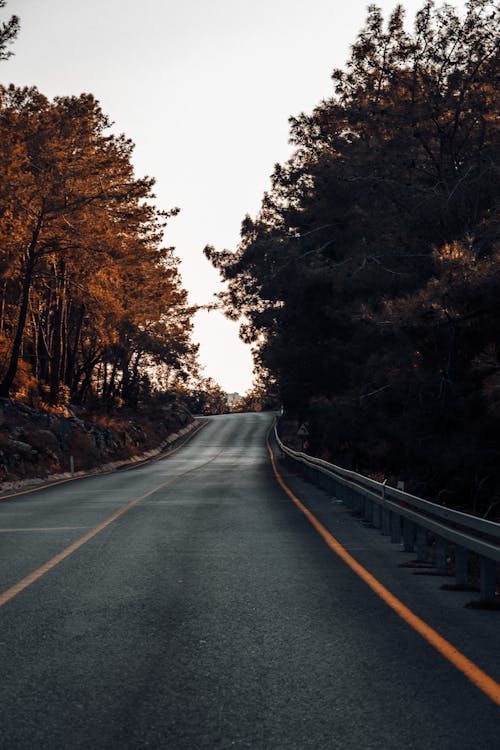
0 87 196 406
207 0 500 514
0 1 19 61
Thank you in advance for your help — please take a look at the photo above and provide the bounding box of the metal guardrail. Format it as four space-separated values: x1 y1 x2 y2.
274 424 500 603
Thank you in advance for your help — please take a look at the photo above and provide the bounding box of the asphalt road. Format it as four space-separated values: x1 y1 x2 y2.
0 412 499 749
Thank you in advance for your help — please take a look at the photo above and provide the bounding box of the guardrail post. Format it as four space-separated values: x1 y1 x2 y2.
323 470 332 493
455 545 468 586
403 519 415 552
340 483 350 507
435 537 448 574
390 512 401 543
347 486 356 510
479 557 497 602
382 509 391 536
377 480 387 533
373 502 381 529
363 497 373 524
353 487 363 515
348 486 358 512
416 526 429 562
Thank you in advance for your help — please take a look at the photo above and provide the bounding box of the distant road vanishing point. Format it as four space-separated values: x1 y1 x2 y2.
1 412 499 748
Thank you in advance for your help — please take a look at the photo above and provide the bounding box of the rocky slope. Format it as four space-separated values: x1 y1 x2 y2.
0 398 194 491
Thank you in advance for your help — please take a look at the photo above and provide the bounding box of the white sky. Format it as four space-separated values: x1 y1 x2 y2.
2 0 464 393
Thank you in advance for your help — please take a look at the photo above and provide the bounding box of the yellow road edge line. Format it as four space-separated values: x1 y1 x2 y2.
266 432 500 707
0 420 207 502
0 435 220 610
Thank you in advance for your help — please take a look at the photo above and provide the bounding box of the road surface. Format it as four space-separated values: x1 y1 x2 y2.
0 412 499 748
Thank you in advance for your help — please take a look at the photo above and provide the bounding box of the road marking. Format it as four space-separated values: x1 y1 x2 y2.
0 527 89 532
0 443 222 609
0 420 207 502
267 434 500 707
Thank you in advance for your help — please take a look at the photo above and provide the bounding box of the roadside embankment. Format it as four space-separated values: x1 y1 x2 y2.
0 398 199 494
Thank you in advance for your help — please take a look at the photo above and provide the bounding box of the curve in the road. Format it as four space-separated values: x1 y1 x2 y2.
1 412 499 749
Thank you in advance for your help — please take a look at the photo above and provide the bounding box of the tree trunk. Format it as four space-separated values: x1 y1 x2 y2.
48 260 66 404
0 217 42 397
66 303 85 392
0 279 6 336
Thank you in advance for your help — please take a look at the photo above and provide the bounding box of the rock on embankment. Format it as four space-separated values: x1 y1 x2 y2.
0 399 194 491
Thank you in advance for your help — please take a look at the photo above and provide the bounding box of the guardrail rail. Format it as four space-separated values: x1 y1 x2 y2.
274 424 500 605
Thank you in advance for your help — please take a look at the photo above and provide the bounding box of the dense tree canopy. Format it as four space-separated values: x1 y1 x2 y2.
0 0 226 424
207 0 500 516
0 85 197 407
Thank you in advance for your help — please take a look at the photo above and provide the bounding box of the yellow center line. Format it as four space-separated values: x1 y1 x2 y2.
0 443 222 609
266 432 500 707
